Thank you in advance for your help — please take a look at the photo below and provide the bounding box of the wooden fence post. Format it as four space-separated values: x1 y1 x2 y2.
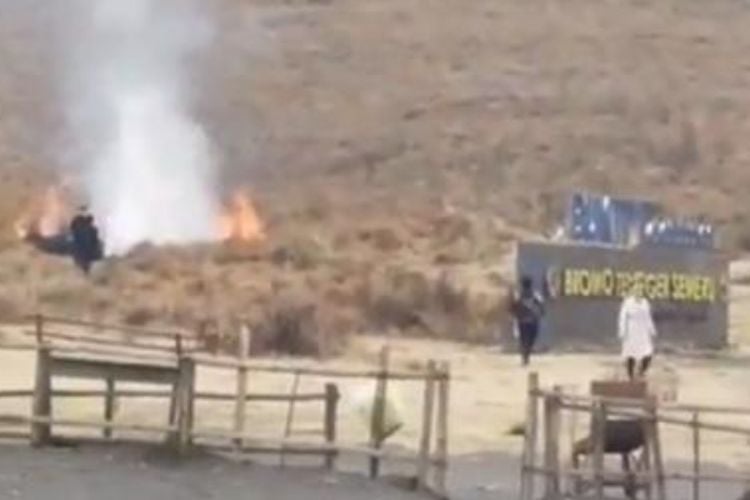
324 383 339 470
176 356 196 456
692 411 700 500
434 361 450 498
543 386 563 499
233 325 250 450
520 372 539 500
35 314 44 345
31 347 52 447
645 399 667 500
417 360 437 491
592 400 606 500
369 346 390 479
103 376 116 439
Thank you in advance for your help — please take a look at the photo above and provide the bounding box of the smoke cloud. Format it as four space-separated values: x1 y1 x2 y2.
65 0 221 254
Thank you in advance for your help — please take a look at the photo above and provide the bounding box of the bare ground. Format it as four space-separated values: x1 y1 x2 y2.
0 443 435 500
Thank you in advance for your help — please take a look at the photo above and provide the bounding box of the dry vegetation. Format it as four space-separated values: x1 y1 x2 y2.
1 0 750 350
0 193 515 354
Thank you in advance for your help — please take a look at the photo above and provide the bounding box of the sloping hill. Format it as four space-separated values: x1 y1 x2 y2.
0 0 749 341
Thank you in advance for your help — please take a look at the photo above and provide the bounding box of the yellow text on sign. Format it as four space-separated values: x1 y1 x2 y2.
562 268 716 303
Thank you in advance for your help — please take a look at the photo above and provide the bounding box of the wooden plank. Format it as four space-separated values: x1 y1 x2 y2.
592 401 606 500
0 430 30 440
532 466 750 485
191 354 438 381
168 382 178 428
175 357 196 455
0 390 34 398
103 377 116 439
642 411 654 500
543 386 562 499
559 402 750 436
35 315 192 340
434 361 450 498
548 391 750 416
48 345 180 365
416 360 436 490
2 413 177 433
233 325 250 450
324 383 339 470
32 330 179 353
591 380 647 399
693 412 701 500
35 315 44 344
369 346 390 479
520 372 539 500
3 388 327 402
647 400 667 500
0 343 37 351
31 347 52 447
50 356 179 384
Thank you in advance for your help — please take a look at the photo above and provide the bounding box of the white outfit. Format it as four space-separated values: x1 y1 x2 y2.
618 296 656 359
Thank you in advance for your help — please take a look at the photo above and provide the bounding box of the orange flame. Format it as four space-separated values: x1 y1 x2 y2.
219 191 265 243
15 186 70 240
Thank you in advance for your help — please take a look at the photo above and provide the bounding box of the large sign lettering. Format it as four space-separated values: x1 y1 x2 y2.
560 268 717 303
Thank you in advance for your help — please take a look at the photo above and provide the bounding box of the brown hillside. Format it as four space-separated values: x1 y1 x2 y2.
0 0 748 343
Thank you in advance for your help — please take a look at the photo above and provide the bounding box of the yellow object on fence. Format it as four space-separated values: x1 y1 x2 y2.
349 384 404 442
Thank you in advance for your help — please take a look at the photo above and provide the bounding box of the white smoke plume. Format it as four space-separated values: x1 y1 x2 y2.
65 0 221 254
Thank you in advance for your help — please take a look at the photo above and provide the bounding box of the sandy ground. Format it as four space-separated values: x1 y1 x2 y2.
0 279 749 499
1 329 750 499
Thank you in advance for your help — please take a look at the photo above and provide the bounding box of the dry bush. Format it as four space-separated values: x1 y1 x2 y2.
432 213 475 245
210 241 267 266
359 226 404 252
122 305 161 326
252 299 341 357
271 235 329 271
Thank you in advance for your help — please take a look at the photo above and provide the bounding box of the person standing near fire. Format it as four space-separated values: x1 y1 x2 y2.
618 286 657 380
70 205 103 274
510 275 545 366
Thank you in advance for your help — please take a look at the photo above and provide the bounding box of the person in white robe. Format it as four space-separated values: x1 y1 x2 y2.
618 288 657 379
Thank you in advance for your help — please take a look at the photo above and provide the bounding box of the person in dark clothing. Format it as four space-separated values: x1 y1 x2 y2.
510 276 545 366
69 206 103 274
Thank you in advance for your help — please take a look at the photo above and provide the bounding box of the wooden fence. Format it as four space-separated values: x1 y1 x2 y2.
0 315 451 498
520 372 750 500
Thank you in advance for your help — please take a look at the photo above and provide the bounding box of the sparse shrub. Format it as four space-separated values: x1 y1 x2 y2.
368 293 425 330
252 298 325 356
434 271 469 316
432 213 475 245
271 235 328 270
367 227 403 252
123 306 159 326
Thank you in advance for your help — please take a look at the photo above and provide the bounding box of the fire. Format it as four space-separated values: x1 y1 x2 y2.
15 186 70 240
16 184 266 246
219 190 265 243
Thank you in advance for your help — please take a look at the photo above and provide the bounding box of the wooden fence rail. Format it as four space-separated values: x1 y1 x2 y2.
0 315 451 499
521 372 750 500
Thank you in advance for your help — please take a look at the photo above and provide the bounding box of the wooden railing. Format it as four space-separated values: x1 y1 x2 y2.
0 315 451 498
520 372 750 500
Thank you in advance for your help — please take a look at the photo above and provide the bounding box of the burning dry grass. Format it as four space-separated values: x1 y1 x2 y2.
0 187 516 355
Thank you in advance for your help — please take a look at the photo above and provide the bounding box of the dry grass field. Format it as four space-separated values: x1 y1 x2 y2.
2 0 750 346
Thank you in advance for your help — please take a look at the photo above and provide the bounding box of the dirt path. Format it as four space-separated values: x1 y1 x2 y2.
0 443 435 500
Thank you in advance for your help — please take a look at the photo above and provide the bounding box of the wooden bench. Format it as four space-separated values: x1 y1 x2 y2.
571 380 663 499
29 316 197 454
